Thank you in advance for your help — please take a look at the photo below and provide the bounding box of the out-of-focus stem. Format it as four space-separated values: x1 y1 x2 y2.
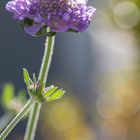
0 113 14 133
0 99 34 140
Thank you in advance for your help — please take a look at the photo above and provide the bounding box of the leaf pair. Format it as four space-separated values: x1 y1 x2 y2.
23 68 65 103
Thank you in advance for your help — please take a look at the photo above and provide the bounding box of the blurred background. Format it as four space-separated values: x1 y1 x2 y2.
1 0 140 140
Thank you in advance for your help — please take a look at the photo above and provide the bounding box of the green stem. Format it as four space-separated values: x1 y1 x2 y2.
24 36 55 140
0 99 34 140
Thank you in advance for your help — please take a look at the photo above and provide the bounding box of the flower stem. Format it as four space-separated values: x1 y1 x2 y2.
0 99 34 140
24 35 55 140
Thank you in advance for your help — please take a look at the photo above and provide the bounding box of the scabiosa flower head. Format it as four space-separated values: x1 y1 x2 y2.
6 0 96 36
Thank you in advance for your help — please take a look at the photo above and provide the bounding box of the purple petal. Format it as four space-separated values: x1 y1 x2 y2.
24 24 43 35
6 1 16 12
6 0 96 35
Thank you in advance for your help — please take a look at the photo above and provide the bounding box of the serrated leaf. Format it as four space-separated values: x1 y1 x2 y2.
23 68 29 84
46 89 65 102
43 86 58 98
23 68 32 86
1 84 14 108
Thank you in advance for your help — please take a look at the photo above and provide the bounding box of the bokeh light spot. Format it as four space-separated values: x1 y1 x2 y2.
96 92 122 119
65 123 95 140
113 1 140 29
46 101 78 131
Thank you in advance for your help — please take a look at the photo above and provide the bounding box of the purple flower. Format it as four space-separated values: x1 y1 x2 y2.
6 0 96 36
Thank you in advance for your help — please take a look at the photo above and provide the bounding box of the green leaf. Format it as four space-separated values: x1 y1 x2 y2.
47 89 65 102
23 68 29 84
68 29 79 33
23 68 32 86
34 26 56 37
1 84 14 108
43 85 58 98
24 17 34 26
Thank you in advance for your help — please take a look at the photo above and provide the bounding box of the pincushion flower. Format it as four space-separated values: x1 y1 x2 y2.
6 0 96 35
